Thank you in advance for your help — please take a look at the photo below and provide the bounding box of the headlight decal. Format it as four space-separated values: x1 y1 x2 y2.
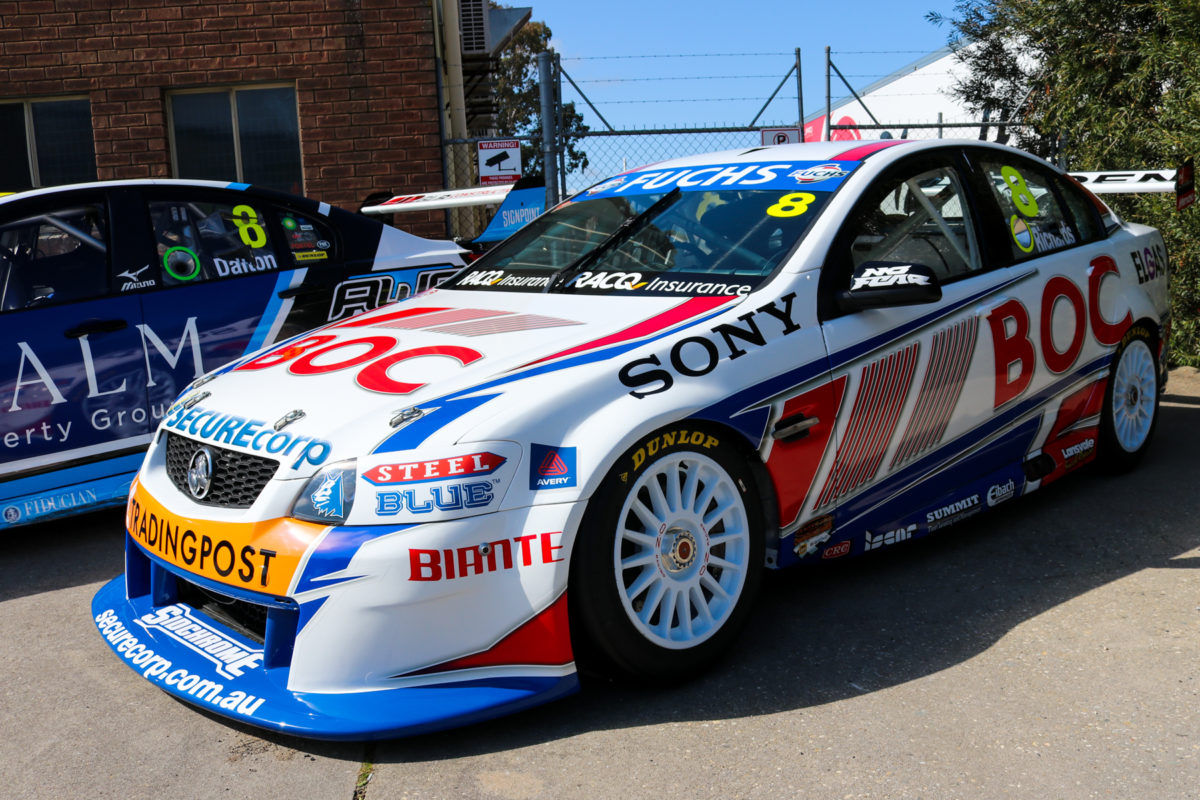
291 460 357 524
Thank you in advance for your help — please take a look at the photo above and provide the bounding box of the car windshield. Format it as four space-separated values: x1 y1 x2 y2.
445 160 855 296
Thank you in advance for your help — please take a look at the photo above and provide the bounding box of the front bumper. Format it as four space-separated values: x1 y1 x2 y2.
93 481 582 740
93 577 577 740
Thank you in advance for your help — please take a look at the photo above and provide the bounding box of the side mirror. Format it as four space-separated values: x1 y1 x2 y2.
838 261 942 312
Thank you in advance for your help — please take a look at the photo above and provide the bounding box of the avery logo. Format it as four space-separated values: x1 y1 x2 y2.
530 444 576 489
362 452 506 485
137 604 263 679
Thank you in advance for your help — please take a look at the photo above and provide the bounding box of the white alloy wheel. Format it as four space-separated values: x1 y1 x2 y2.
1110 338 1157 453
612 451 752 650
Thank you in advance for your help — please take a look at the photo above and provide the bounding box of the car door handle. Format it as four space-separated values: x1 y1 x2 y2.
64 318 128 339
772 413 820 442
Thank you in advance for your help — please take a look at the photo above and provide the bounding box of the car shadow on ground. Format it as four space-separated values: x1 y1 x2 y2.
372 393 1200 761
4 393 1198 764
0 507 125 603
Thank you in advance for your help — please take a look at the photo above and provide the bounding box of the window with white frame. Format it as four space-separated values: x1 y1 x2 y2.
168 86 303 195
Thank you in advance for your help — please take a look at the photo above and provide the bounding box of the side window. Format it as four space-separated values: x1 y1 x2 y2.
277 210 336 265
148 199 281 287
1054 174 1104 244
980 160 1080 261
0 202 108 310
845 165 980 281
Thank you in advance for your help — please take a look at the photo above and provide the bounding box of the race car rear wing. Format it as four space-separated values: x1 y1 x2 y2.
361 176 547 246
1068 170 1175 194
360 184 516 214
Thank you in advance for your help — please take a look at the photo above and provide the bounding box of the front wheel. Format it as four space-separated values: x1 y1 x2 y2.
1098 330 1159 472
570 428 764 680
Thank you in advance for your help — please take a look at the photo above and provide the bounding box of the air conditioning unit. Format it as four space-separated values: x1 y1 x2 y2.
459 0 491 55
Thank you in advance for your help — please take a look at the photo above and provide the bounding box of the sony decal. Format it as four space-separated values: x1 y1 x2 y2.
618 292 801 398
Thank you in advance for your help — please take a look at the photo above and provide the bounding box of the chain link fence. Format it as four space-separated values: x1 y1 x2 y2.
439 122 1033 240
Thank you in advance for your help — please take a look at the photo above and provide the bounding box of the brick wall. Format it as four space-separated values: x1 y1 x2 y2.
0 0 447 237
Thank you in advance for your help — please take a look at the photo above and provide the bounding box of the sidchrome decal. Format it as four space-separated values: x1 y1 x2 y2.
814 342 920 509
890 317 979 468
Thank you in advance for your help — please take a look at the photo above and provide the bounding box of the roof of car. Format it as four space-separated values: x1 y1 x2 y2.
0 178 255 206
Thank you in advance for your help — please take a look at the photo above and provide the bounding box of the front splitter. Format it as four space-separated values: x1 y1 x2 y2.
92 577 579 740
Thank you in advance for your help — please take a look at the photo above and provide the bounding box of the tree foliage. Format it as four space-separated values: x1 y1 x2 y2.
932 0 1200 364
493 13 589 177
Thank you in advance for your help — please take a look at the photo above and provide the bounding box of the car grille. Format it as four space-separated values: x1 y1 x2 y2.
176 576 269 644
164 432 279 508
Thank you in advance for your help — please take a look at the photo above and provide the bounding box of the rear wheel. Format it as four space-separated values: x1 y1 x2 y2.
1098 331 1159 471
571 428 764 680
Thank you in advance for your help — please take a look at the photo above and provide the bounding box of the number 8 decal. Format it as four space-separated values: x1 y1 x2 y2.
1000 166 1039 218
231 204 268 248
766 192 816 218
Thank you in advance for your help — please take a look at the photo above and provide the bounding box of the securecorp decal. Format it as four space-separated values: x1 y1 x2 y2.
162 403 331 471
125 481 324 596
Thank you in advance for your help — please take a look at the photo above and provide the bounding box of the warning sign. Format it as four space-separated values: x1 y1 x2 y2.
478 139 522 186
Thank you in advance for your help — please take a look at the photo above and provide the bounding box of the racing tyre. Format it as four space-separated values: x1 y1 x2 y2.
571 427 764 680
1098 329 1159 472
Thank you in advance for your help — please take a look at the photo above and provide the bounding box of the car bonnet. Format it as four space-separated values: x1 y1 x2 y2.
161 288 747 478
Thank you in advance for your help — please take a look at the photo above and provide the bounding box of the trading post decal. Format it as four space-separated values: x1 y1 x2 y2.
125 481 324 596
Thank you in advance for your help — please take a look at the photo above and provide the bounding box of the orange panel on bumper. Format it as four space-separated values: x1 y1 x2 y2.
124 479 327 597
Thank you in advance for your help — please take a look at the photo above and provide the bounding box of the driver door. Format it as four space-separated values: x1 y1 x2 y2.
815 150 1025 542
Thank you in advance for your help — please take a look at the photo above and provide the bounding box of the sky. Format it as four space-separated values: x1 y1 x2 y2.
523 0 965 131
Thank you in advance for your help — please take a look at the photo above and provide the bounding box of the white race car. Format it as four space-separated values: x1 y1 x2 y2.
93 139 1168 739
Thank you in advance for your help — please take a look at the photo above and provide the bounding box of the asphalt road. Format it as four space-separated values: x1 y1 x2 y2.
4 371 1200 800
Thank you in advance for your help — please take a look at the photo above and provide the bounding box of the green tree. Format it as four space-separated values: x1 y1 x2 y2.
493 13 589 178
932 0 1200 364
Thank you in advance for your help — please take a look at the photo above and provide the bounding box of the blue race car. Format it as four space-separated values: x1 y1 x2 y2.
0 179 464 529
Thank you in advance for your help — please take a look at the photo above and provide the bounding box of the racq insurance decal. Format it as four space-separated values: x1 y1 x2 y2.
581 161 858 199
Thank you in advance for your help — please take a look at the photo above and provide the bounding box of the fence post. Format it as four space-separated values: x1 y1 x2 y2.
795 47 804 141
824 47 831 142
538 51 560 208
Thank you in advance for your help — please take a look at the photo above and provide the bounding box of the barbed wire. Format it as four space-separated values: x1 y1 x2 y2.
591 96 801 104
575 75 786 83
561 53 794 60
562 49 947 61
573 72 956 84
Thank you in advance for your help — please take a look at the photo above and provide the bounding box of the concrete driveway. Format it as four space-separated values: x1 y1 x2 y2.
5 370 1199 800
